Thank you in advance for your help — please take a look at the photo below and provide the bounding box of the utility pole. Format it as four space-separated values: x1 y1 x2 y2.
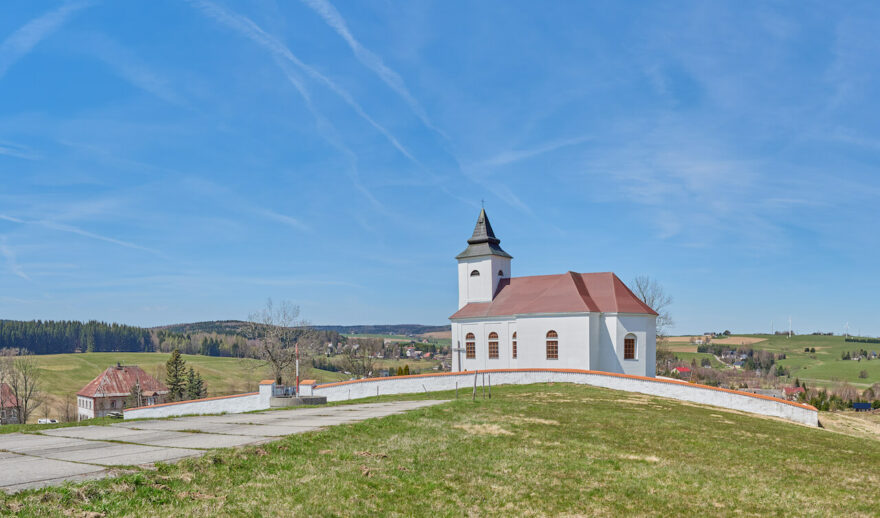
789 316 792 339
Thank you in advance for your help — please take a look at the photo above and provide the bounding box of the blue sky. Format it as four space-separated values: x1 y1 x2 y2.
1 1 879 334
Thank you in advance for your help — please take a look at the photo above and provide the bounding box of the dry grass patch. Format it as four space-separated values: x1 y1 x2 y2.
454 423 513 436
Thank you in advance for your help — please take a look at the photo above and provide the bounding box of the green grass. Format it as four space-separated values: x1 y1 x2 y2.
3 383 878 517
28 352 348 422
732 335 880 388
672 352 727 369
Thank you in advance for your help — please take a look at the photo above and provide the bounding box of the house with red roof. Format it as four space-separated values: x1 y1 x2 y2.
1 383 19 425
783 386 805 400
450 210 658 377
77 364 168 421
671 366 691 378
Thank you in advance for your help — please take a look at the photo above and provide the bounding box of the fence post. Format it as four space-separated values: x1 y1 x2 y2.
482 373 486 399
473 371 478 401
456 381 458 399
488 374 491 399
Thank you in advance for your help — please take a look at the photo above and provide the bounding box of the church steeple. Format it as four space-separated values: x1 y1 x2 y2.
456 209 512 260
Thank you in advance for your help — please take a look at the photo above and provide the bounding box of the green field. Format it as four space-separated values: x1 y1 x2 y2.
26 352 349 422
671 352 727 369
738 334 880 388
2 383 878 516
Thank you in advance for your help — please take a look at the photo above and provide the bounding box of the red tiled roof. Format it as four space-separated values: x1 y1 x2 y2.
673 367 691 373
0 383 17 408
77 365 168 398
450 272 658 319
783 387 805 395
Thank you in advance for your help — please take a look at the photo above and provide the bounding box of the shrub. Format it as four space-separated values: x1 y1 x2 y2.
859 370 868 379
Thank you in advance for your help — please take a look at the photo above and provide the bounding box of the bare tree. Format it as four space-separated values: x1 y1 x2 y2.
247 299 313 386
5 350 42 424
340 338 383 379
630 275 674 339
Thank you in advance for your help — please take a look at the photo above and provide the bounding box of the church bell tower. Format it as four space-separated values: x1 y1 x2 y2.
456 209 512 309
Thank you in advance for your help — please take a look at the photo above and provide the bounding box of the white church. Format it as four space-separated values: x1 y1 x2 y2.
450 209 657 377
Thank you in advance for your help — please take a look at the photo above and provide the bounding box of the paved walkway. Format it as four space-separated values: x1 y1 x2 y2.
0 400 446 493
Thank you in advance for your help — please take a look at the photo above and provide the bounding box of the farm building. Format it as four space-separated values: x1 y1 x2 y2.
77 364 168 421
450 209 658 376
0 383 19 425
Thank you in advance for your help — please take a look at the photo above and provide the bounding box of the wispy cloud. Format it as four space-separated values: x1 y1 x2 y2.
299 0 444 137
189 0 425 170
0 1 91 79
182 177 313 232
0 213 162 255
475 135 592 168
0 140 39 160
77 32 186 106
0 237 30 280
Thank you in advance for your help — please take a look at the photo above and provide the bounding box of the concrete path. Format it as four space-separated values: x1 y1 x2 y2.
0 400 445 493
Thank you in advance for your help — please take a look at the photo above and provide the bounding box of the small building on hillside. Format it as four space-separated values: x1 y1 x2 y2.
0 383 19 425
671 366 691 378
77 364 168 421
783 386 805 401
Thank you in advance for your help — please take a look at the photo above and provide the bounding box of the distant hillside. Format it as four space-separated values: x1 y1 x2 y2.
156 321 449 338
313 324 451 336
154 320 252 335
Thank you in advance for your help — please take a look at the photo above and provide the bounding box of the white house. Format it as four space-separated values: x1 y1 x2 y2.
77 364 169 421
450 209 657 377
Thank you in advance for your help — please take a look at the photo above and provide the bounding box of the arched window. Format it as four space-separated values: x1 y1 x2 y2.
488 332 499 359
546 330 558 360
465 333 476 359
470 270 480 277
512 332 517 359
624 334 636 360
498 269 504 276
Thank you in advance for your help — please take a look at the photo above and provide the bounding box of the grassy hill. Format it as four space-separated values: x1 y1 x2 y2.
28 352 349 422
664 334 880 388
2 383 878 516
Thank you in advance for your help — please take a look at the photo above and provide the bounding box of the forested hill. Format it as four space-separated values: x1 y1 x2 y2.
0 319 152 354
314 324 450 335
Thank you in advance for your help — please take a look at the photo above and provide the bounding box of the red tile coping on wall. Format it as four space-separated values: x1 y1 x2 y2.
259 379 275 385
315 368 818 412
125 391 259 412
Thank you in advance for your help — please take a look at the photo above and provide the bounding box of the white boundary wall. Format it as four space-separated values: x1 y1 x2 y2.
124 383 273 420
313 369 819 427
123 370 818 427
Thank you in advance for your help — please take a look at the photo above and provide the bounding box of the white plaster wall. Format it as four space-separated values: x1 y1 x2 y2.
515 314 589 370
598 314 656 377
124 383 274 420
457 255 511 308
312 370 818 427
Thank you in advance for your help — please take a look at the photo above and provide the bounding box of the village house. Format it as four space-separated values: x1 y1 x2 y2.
77 364 168 421
449 209 658 376
671 366 691 378
783 386 805 401
0 383 19 425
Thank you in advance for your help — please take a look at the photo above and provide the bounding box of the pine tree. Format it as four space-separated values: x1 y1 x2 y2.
186 367 198 401
195 372 207 398
403 364 410 375
396 366 403 376
165 349 187 401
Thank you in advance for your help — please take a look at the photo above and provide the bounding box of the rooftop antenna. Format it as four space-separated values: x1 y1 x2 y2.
481 198 485 209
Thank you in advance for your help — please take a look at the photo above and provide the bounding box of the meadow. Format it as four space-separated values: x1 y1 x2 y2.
2 383 877 516
664 334 880 388
25 352 349 422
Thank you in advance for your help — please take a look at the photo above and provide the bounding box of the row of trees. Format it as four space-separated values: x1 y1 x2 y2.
0 320 152 355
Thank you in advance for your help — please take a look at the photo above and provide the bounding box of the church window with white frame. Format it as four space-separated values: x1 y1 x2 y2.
624 334 636 360
488 332 499 359
546 330 558 360
465 333 476 359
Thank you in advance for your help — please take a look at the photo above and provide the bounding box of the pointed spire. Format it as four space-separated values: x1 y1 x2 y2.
456 209 512 259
